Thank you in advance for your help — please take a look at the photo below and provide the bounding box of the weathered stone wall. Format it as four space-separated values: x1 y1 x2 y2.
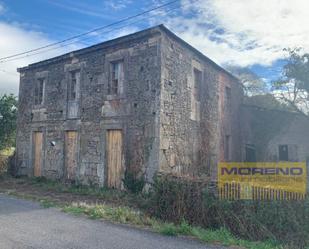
16 25 243 186
158 32 242 179
241 105 309 162
217 72 243 163
16 28 162 185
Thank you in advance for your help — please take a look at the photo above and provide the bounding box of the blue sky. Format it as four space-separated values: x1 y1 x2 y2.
0 0 308 94
1 0 151 40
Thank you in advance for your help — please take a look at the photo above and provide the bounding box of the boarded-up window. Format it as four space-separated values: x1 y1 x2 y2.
108 61 123 95
279 145 289 161
190 67 202 121
67 71 80 119
245 144 256 162
193 68 202 101
33 132 43 177
34 78 44 105
106 130 123 188
68 71 79 101
225 86 231 112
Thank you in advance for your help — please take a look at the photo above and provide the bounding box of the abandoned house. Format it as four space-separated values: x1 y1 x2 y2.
241 105 309 163
15 24 309 188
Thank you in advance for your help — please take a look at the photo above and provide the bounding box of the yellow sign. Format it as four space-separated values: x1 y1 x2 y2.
218 162 307 200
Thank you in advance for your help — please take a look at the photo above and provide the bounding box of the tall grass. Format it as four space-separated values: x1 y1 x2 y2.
149 175 309 249
8 175 307 248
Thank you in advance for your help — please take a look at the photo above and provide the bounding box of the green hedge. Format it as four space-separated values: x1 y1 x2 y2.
148 174 309 248
0 155 8 174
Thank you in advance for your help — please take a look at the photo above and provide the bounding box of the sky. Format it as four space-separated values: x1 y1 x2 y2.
0 0 309 95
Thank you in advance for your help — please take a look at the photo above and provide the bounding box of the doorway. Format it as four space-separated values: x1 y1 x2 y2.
33 132 43 177
106 130 123 188
65 131 78 180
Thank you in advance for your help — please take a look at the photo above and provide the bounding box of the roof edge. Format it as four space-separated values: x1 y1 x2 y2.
17 25 163 72
17 24 239 81
157 25 239 81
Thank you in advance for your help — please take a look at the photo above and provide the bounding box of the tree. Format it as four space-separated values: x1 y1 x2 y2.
226 65 268 96
244 94 293 111
272 48 309 117
0 94 17 150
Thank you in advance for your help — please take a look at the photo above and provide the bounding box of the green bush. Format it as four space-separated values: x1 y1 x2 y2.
7 151 17 176
149 174 309 249
123 170 145 193
0 155 8 174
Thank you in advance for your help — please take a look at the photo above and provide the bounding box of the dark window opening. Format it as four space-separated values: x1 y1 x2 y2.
224 135 231 161
245 144 256 162
193 68 202 101
279 145 289 161
225 86 232 111
34 78 44 105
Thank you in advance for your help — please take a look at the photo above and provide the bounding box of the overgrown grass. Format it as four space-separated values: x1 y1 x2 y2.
40 199 57 208
150 175 309 249
28 176 151 211
156 223 281 249
30 177 133 198
61 202 281 249
63 203 153 226
2 176 285 249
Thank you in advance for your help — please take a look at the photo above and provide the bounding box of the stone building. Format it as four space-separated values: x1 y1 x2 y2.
241 105 309 163
16 25 242 187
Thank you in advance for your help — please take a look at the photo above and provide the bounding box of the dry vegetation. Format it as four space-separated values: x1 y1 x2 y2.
0 176 283 249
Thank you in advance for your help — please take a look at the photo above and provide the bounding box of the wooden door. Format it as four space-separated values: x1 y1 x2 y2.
106 130 123 188
65 131 78 180
33 132 43 177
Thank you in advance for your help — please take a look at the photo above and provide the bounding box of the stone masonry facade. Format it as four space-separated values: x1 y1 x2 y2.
15 25 258 187
16 25 309 187
241 105 309 163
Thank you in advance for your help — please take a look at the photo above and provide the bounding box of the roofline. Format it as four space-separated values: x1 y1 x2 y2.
17 24 239 81
17 25 163 72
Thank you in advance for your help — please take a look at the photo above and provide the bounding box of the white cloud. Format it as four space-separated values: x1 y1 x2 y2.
159 0 309 67
105 0 132 10
75 25 140 47
0 22 80 95
0 2 6 16
46 0 115 19
0 18 139 95
4 0 308 94
106 26 139 39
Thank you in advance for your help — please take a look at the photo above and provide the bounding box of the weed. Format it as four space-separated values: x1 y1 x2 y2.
40 199 56 208
63 206 85 216
150 175 309 248
155 223 179 236
2 177 286 249
123 170 145 193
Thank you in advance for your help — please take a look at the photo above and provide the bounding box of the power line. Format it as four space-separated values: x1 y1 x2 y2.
0 0 179 62
0 2 184 64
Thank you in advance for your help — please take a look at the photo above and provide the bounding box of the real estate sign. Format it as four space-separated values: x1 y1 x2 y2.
218 162 307 200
